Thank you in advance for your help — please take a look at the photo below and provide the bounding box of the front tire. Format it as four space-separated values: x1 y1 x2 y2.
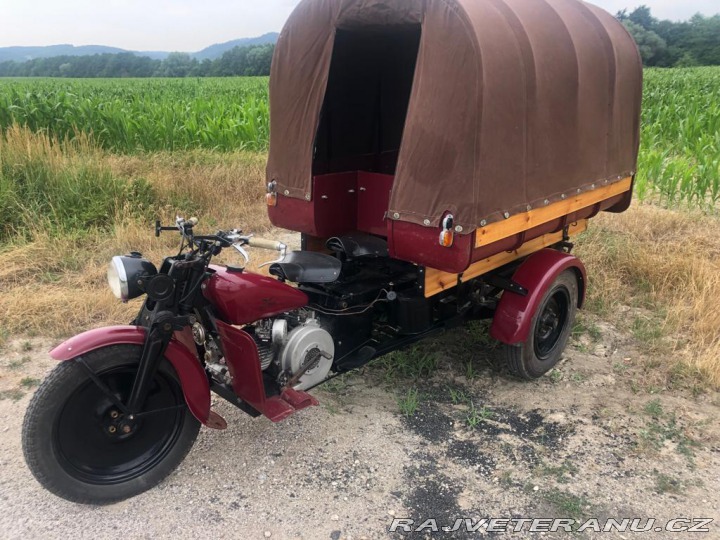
503 269 579 380
22 344 200 504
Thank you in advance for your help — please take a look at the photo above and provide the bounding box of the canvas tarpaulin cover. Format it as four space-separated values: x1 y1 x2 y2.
266 0 642 232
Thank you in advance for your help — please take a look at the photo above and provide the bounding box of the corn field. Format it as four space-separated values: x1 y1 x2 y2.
637 67 720 207
0 77 269 152
0 69 719 206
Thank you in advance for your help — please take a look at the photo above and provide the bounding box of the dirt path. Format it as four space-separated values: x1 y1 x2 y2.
1 319 718 539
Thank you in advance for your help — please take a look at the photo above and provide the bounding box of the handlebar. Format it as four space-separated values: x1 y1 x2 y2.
157 216 287 267
248 237 285 252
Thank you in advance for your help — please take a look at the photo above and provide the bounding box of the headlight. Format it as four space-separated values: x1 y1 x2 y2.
107 255 157 302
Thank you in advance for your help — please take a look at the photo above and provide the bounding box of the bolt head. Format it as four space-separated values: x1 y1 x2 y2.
454 225 463 233
122 425 131 434
480 220 487 227
423 219 431 226
503 212 510 219
393 213 400 220
108 426 117 433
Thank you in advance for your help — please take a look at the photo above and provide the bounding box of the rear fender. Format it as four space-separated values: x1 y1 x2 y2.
50 326 211 425
490 249 586 345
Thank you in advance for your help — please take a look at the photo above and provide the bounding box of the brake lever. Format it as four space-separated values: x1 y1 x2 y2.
258 243 287 269
232 244 250 266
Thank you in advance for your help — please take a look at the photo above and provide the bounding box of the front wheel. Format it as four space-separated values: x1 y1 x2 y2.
503 269 579 380
22 344 200 504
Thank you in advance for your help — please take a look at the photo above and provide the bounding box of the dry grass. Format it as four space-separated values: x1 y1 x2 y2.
1 128 718 390
576 203 720 389
105 150 271 229
0 129 271 338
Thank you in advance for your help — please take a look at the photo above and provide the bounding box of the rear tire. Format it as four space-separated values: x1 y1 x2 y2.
22 344 200 504
503 270 578 380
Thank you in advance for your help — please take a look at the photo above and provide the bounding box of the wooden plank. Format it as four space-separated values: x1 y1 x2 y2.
474 177 631 248
424 220 588 297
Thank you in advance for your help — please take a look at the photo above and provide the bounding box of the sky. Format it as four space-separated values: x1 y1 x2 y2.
0 0 717 52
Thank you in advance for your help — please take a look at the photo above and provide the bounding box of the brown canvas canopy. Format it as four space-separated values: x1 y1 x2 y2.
267 0 642 232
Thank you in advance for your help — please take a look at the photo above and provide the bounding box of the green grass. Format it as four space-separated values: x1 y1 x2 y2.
374 346 439 382
398 387 420 417
7 356 31 369
638 399 701 465
0 126 156 239
0 77 269 153
637 67 720 207
0 68 717 210
466 402 493 428
653 472 684 495
0 388 24 401
541 489 591 521
537 460 579 484
19 377 40 388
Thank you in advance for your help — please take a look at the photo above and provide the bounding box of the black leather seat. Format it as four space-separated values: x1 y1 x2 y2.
326 233 388 260
269 251 342 283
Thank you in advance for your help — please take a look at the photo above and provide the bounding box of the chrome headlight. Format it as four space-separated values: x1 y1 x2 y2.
107 255 157 302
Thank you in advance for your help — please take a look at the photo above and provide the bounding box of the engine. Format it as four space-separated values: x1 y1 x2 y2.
251 313 334 390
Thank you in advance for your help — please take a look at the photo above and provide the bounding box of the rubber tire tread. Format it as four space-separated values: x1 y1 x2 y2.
503 270 579 380
22 344 201 505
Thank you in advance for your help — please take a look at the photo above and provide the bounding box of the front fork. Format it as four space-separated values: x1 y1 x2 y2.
126 311 193 415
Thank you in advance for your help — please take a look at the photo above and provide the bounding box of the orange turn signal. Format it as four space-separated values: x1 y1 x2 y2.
266 192 278 207
439 230 454 247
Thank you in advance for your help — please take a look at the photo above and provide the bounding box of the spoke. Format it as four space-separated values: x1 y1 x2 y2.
76 358 130 414
133 404 187 418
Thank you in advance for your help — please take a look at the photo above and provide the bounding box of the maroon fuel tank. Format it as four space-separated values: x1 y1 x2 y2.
203 265 308 325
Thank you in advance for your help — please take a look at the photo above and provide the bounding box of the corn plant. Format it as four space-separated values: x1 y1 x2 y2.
0 77 269 153
637 67 720 208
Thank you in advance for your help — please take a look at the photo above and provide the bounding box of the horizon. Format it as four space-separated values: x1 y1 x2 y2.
0 0 718 52
0 32 280 55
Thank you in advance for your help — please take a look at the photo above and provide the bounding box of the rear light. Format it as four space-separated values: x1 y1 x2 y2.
266 180 278 207
439 214 455 247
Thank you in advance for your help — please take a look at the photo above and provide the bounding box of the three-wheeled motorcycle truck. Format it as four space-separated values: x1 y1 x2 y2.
22 0 642 503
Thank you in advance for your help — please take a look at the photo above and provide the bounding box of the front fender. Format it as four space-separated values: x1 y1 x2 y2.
490 249 586 345
50 326 211 425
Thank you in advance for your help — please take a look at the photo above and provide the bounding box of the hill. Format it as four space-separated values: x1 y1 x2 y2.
192 33 279 60
0 33 279 63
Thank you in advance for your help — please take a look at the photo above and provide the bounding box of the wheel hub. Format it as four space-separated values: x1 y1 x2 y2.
533 289 570 361
53 364 186 484
102 408 137 438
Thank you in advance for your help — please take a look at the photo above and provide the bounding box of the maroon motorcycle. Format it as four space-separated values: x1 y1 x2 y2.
22 0 642 504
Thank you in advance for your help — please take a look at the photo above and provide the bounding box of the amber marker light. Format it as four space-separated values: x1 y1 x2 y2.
266 180 278 207
439 230 454 247
439 213 455 247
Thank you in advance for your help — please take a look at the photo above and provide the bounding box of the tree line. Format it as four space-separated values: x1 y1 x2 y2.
617 6 720 66
0 44 274 78
1 6 718 78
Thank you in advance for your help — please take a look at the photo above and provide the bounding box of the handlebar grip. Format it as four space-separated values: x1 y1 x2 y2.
187 217 199 227
248 238 284 251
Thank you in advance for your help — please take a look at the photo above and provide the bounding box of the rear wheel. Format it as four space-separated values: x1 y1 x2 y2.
22 344 200 504
503 270 578 380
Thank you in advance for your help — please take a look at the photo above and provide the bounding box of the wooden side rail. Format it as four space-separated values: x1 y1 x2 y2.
474 177 631 249
424 219 588 297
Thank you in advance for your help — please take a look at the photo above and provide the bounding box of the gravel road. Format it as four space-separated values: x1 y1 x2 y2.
1 319 719 539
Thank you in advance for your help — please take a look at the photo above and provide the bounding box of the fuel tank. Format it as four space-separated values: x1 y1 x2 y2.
203 265 308 325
